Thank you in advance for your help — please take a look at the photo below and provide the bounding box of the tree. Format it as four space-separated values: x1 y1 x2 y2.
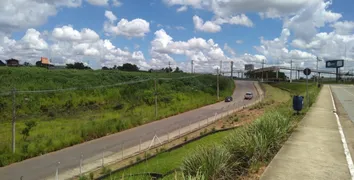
21 120 37 140
66 62 91 70
102 66 109 70
117 63 139 71
35 61 42 67
174 67 183 73
24 62 31 66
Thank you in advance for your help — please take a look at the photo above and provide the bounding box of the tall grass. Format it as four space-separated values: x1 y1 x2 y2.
181 145 237 180
180 111 293 179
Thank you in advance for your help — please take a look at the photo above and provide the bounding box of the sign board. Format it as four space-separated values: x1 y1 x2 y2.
326 60 344 68
303 68 311 76
245 64 254 71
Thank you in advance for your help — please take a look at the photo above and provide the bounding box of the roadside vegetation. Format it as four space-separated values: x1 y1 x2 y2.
0 67 234 167
103 82 320 180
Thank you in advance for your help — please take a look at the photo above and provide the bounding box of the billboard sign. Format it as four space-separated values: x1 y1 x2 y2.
245 64 254 71
326 60 344 68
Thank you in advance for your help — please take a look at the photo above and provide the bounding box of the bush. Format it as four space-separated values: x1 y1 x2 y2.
79 176 89 180
181 145 237 179
184 136 188 142
136 156 142 162
224 112 290 168
100 166 112 175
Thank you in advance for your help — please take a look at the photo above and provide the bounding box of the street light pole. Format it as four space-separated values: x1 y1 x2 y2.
217 68 220 100
316 57 322 85
290 59 293 83
261 59 265 82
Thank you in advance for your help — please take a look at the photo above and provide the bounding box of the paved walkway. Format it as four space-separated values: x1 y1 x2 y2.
261 85 352 180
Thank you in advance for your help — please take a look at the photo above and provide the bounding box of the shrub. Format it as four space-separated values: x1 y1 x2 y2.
184 136 188 142
100 166 112 175
89 172 94 180
79 176 89 180
181 145 237 179
136 156 142 162
224 112 290 168
211 127 216 132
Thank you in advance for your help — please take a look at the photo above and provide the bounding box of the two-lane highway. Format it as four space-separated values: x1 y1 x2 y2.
0 80 259 180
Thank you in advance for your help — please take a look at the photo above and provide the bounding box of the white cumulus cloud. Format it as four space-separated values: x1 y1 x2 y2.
193 16 221 33
177 6 188 12
86 0 109 6
104 11 150 38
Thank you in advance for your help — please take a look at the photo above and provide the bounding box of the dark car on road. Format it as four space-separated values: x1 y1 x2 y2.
225 96 233 102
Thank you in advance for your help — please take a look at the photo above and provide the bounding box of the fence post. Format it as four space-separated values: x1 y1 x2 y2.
189 119 192 132
139 136 142 152
121 142 124 160
55 162 60 180
167 132 170 143
101 148 105 167
12 88 16 153
80 154 83 177
179 124 181 137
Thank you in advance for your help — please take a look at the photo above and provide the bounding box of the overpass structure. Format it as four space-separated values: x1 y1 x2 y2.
222 66 354 81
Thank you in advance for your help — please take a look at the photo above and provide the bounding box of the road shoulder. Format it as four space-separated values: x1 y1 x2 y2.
332 86 354 173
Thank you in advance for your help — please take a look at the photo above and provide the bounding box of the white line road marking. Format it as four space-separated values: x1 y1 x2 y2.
329 85 354 180
342 88 354 97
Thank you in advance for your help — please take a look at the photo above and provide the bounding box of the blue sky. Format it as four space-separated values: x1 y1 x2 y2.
0 0 354 72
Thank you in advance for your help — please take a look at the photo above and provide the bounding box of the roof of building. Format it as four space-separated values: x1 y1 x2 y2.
41 57 50 65
6 58 19 62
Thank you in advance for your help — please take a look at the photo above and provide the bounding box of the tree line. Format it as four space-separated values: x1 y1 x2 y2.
102 63 184 73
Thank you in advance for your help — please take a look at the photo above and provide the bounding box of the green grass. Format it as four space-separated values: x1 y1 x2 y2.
103 82 321 180
0 67 235 167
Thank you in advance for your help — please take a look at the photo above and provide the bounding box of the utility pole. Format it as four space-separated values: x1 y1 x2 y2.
217 68 220 100
290 59 293 83
154 72 158 120
191 60 194 74
230 61 234 79
220 61 223 75
316 57 322 85
261 59 265 82
12 88 16 153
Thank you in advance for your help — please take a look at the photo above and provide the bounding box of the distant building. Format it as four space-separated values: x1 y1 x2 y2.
245 64 254 71
41 57 53 68
6 58 19 67
0 60 5 66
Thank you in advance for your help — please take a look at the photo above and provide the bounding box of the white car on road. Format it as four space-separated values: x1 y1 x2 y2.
244 92 253 100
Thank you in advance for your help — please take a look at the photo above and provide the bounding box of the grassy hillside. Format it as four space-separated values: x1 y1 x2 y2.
0 67 235 166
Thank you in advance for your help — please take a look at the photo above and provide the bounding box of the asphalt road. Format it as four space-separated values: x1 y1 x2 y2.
0 80 258 180
331 85 354 123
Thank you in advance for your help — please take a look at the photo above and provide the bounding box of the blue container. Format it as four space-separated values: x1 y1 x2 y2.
293 96 304 112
